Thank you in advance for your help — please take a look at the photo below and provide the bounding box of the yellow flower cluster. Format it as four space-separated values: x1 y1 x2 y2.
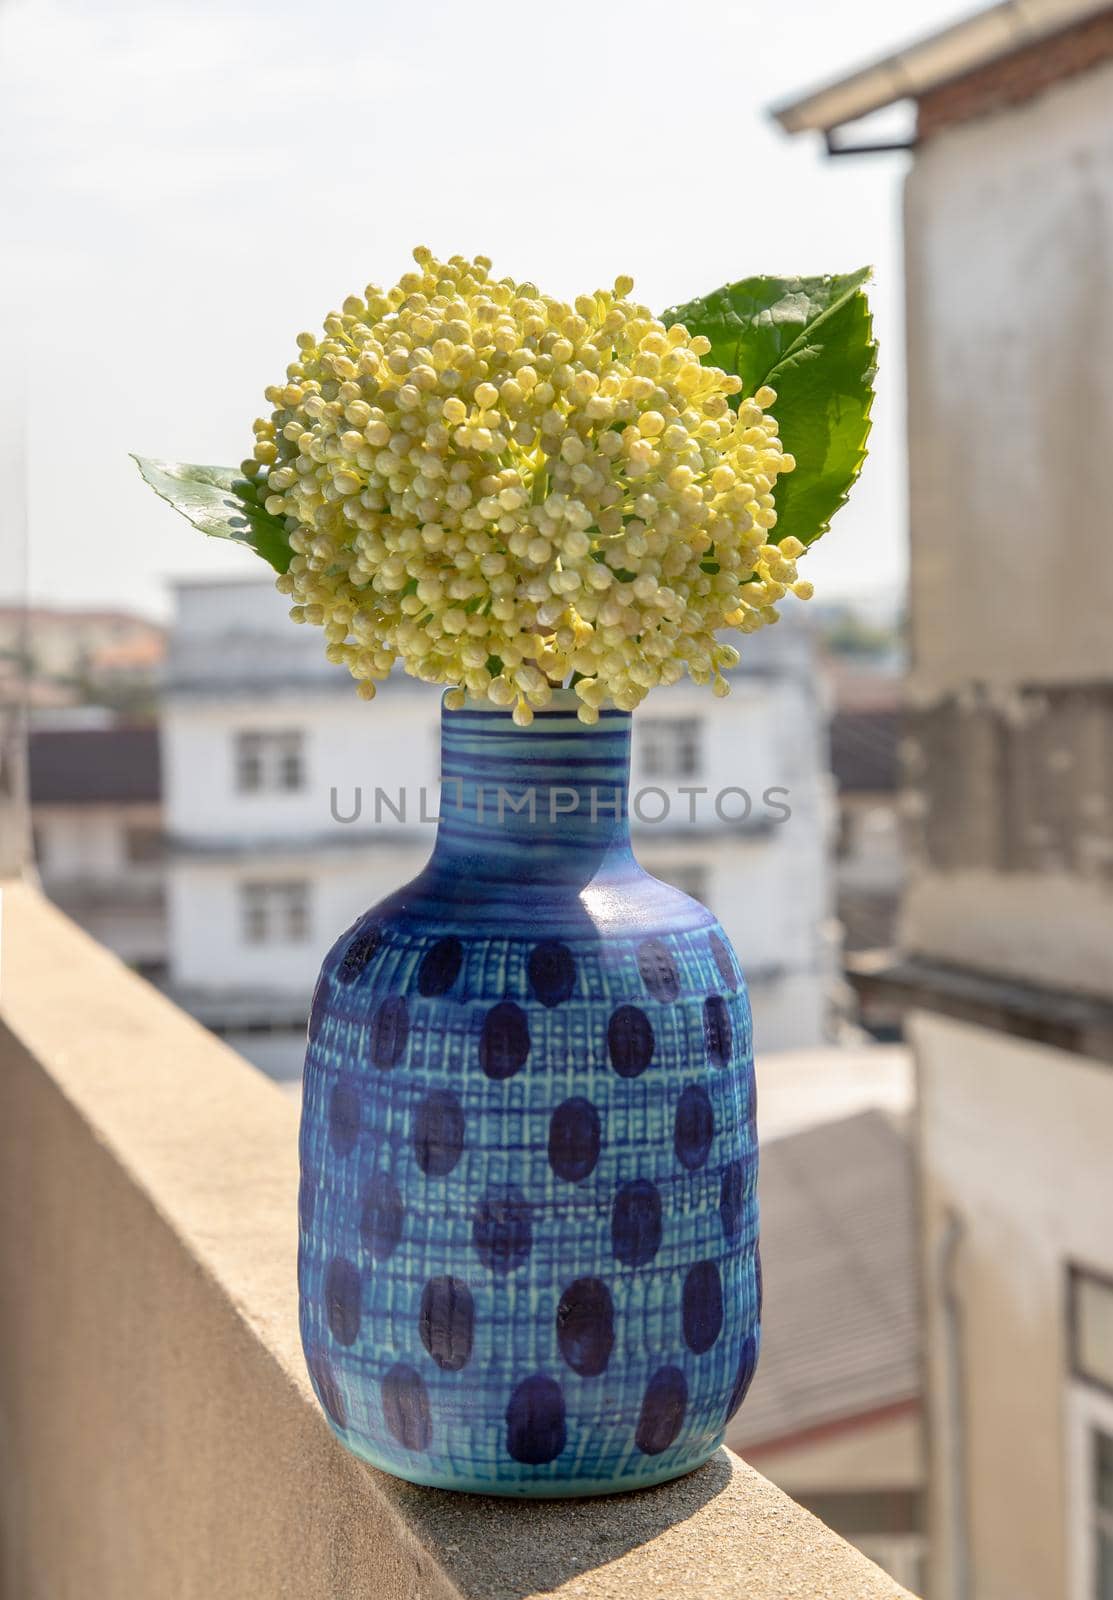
250 247 807 725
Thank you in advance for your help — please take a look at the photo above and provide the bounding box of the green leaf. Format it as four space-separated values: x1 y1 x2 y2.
662 271 876 548
131 456 293 574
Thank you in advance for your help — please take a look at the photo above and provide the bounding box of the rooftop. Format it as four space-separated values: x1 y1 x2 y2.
28 724 161 806
771 0 1113 137
728 1109 918 1454
0 603 162 629
754 1043 913 1143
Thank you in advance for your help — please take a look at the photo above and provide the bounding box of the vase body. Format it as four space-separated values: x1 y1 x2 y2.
299 694 760 1496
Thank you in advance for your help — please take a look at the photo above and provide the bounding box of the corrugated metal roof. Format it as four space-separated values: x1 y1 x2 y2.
29 726 161 806
727 1108 918 1452
771 0 1113 134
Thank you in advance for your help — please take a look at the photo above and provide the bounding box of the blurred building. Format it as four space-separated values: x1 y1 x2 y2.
0 605 165 730
779 3 1113 1598
0 605 164 684
830 710 902 933
29 718 166 974
162 577 836 1083
827 670 903 950
827 667 905 1039
815 605 907 1037
727 1107 923 1593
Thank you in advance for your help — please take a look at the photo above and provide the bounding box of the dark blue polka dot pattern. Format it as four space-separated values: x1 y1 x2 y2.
556 1278 615 1377
682 1260 724 1355
674 1084 715 1171
382 1363 432 1451
547 1097 602 1182
328 1082 360 1156
527 940 576 1007
370 995 409 1069
506 1375 567 1465
324 1256 361 1347
337 922 381 985
479 1001 531 1081
725 1332 759 1421
300 911 758 1493
360 1173 404 1262
710 932 738 992
473 1188 533 1274
412 1088 465 1176
703 995 733 1069
636 1366 689 1455
417 935 463 997
637 938 681 1003
419 1276 475 1372
607 1004 655 1078
298 706 759 1496
307 1349 347 1429
611 1178 664 1267
719 1159 746 1242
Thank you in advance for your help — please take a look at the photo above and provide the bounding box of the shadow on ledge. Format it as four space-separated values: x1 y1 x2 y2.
386 1451 735 1599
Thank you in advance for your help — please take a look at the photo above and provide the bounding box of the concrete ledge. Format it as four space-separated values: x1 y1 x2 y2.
0 883 913 1599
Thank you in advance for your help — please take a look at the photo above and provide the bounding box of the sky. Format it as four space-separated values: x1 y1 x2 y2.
1 0 976 620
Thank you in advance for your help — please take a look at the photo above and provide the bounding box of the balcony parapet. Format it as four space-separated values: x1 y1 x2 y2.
0 882 915 1600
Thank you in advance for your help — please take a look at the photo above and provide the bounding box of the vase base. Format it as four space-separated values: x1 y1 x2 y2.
341 1430 727 1499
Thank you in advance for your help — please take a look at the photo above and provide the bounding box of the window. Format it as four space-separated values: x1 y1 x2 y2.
1071 1266 1113 1397
638 718 703 779
234 730 305 793
240 881 310 945
1067 1268 1113 1599
1096 1430 1113 1600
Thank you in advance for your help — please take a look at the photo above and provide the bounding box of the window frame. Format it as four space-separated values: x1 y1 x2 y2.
235 731 265 794
1067 1379 1113 1600
239 880 311 947
234 729 306 795
1069 1263 1113 1401
638 717 704 781
1066 1264 1113 1600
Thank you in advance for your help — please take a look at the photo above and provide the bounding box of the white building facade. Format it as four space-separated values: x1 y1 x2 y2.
29 719 166 974
164 577 835 1081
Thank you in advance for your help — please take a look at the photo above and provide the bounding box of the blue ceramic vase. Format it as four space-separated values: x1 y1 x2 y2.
299 692 760 1496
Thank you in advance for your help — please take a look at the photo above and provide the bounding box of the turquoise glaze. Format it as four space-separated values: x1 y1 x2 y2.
299 692 760 1496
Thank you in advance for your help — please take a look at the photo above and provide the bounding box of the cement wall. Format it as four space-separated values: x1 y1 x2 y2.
901 62 1113 992
904 57 1113 696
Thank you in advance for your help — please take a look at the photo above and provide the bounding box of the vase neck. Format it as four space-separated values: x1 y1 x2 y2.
429 695 633 886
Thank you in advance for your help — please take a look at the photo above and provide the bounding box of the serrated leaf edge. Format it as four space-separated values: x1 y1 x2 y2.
789 296 878 547
660 274 877 549
762 270 874 391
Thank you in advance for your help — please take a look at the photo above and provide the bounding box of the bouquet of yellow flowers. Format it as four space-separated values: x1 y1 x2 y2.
136 249 874 725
